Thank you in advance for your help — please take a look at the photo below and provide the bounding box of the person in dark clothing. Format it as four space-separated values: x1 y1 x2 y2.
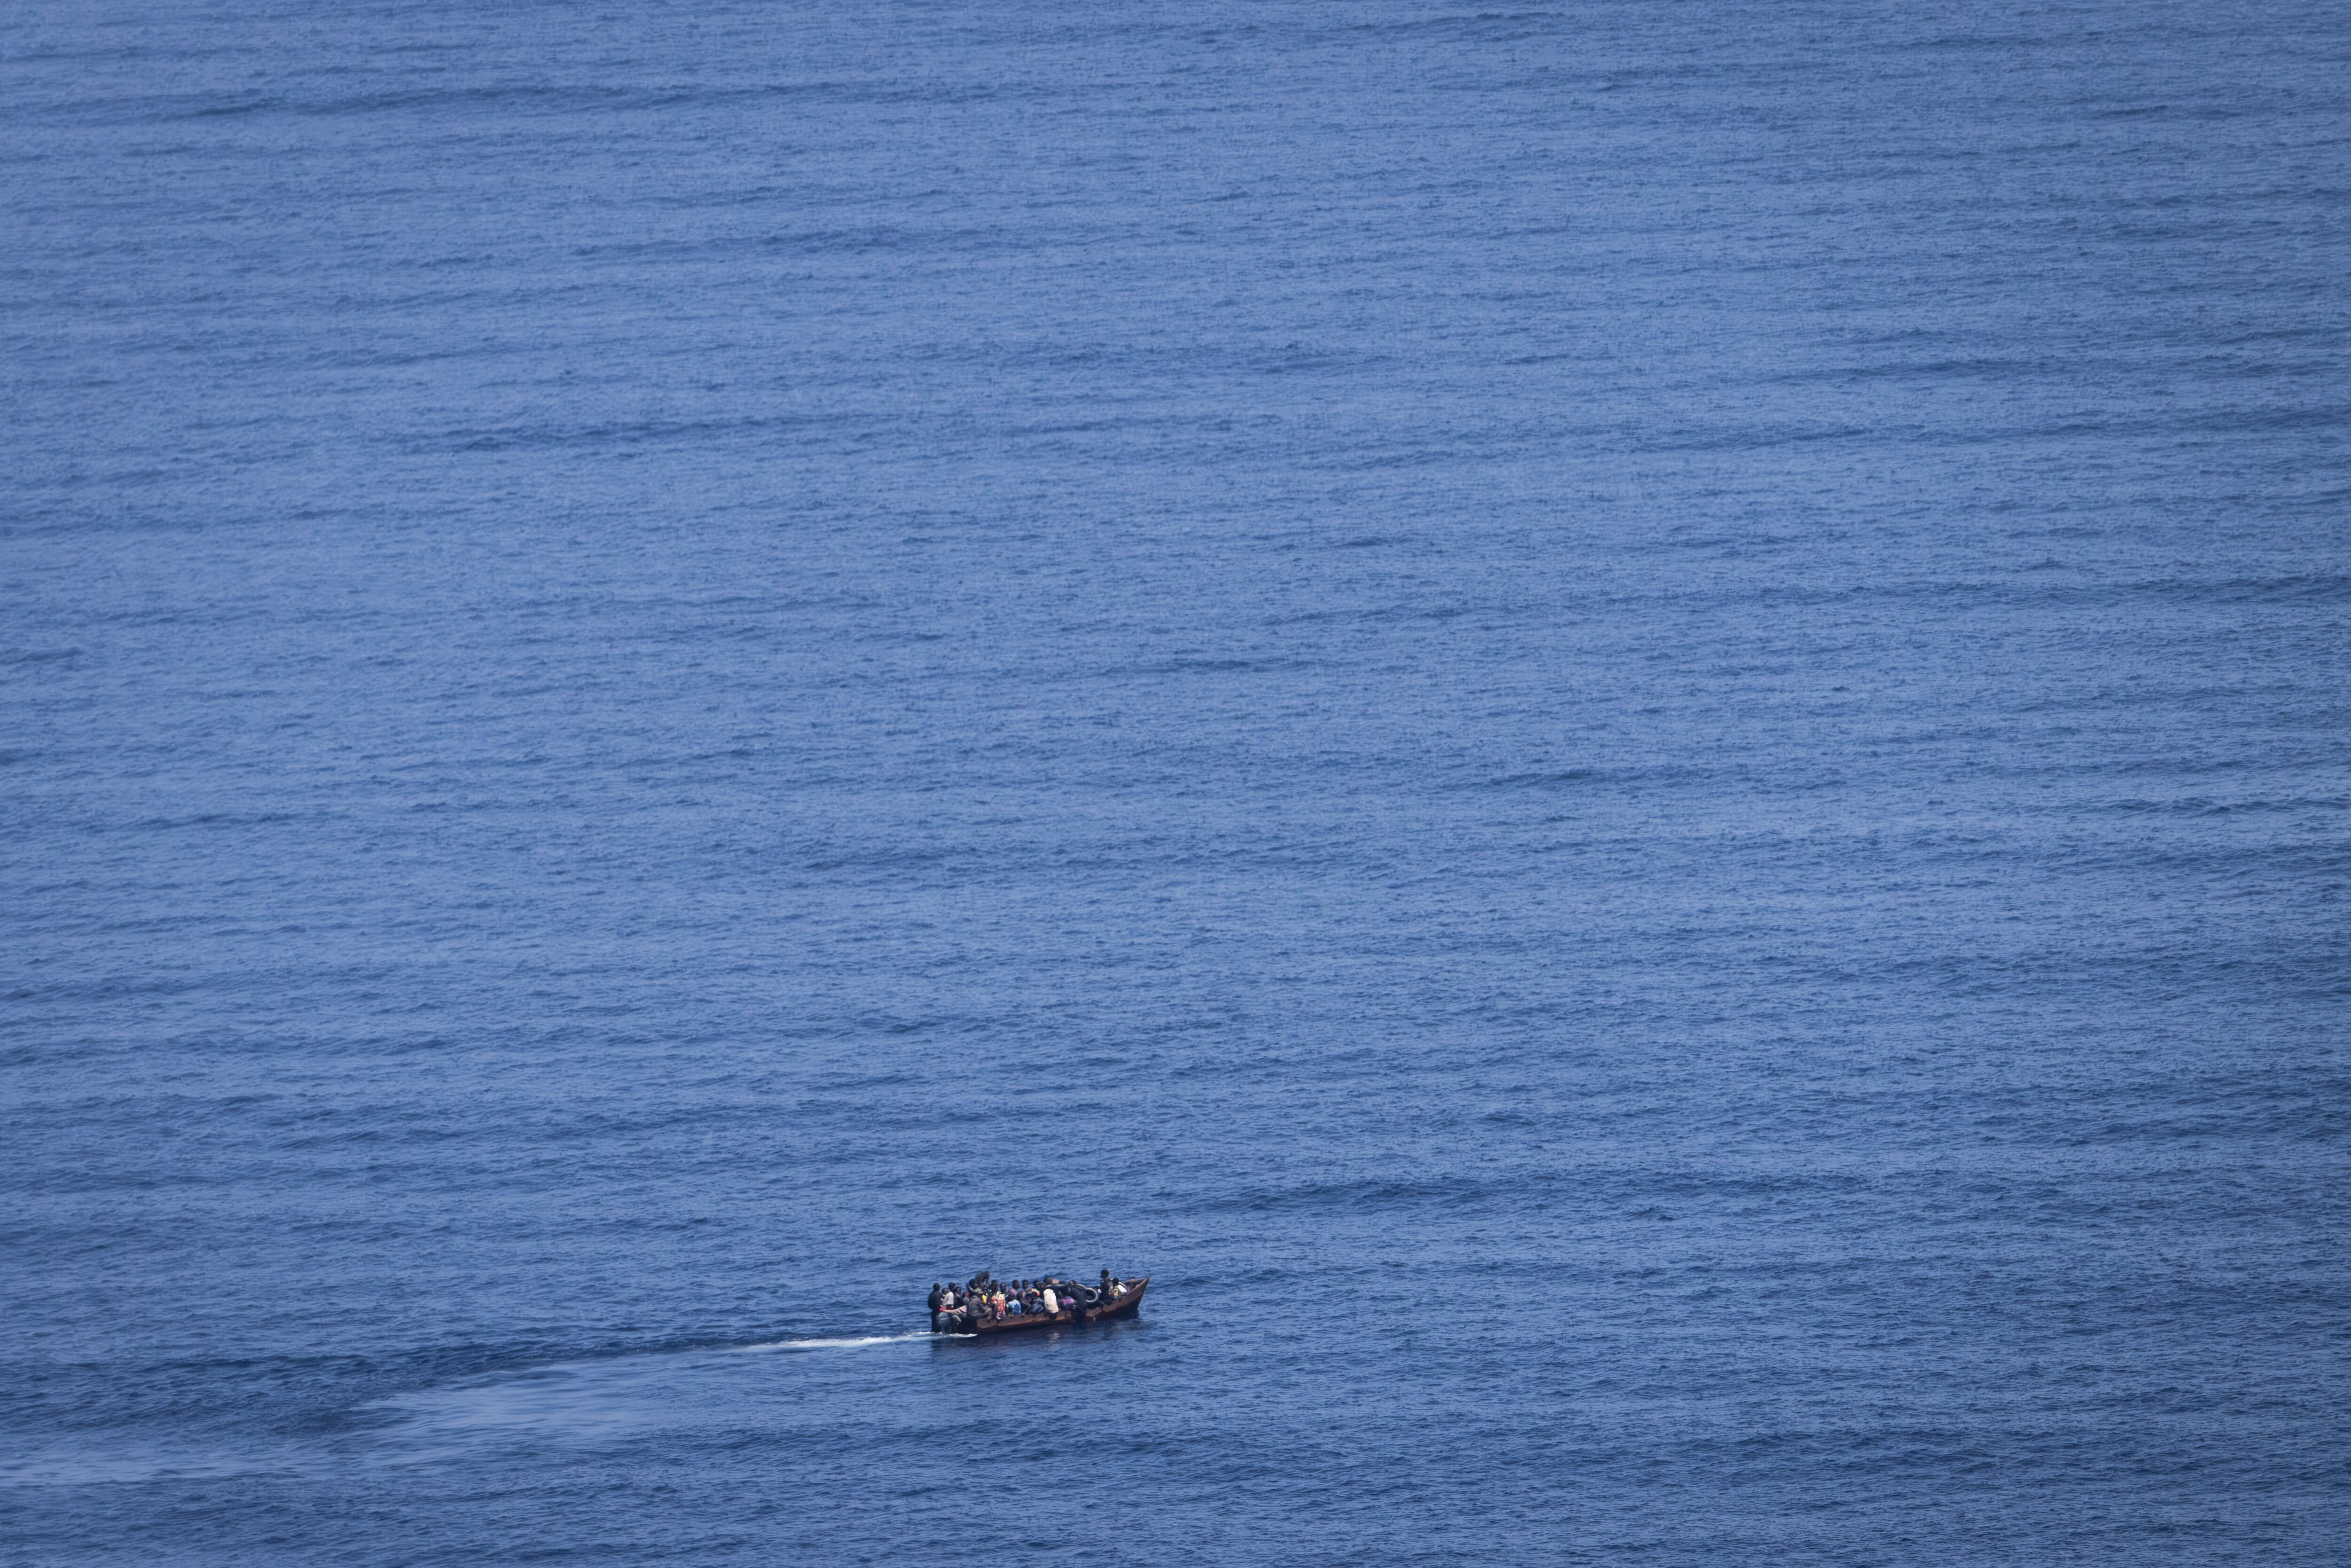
927 1283 944 1313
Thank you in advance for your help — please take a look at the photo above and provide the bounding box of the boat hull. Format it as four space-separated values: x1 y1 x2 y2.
953 1278 1149 1337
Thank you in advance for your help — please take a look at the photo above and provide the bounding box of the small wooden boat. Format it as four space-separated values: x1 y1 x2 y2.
955 1278 1149 1337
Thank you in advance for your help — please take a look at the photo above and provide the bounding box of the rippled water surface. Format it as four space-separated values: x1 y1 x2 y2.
5 2 2348 1563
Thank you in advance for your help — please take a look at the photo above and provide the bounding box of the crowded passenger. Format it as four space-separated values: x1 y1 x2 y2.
926 1269 1137 1332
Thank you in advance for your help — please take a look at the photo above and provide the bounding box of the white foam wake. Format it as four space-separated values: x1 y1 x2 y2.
370 1330 938 1459
732 1332 931 1352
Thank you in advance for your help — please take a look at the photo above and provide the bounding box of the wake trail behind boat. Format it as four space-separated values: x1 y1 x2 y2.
734 1332 932 1352
372 1330 932 1457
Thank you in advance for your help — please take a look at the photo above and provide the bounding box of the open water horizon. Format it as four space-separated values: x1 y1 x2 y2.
4 1 2348 1562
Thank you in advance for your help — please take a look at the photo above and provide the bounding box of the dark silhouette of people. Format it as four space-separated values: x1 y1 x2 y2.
929 1268 1136 1332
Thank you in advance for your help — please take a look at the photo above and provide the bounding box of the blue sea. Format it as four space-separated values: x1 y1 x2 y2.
4 2 2347 1562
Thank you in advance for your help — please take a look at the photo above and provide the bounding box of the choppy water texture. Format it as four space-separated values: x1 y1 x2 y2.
4 1 2349 1563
